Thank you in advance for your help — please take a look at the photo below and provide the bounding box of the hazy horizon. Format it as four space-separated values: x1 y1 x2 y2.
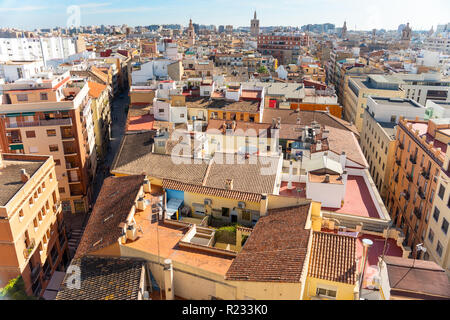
0 0 449 31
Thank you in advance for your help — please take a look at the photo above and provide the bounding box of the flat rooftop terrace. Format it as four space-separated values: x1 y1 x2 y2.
125 193 234 276
322 175 380 219
0 158 45 206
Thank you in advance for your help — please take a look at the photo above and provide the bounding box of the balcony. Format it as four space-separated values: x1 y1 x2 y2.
23 239 36 259
30 264 41 283
418 187 426 200
402 190 410 201
395 159 401 166
406 173 413 182
414 207 422 220
6 118 72 129
409 155 417 164
398 142 404 150
421 170 430 180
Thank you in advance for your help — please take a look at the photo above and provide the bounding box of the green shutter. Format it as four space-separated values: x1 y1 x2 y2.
10 144 24 150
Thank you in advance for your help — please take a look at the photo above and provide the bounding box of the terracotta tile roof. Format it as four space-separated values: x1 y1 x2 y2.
308 232 357 285
111 132 209 185
75 175 145 258
384 256 450 299
56 256 145 300
325 126 367 167
90 66 109 84
262 109 359 136
87 81 107 99
225 204 311 282
163 179 262 202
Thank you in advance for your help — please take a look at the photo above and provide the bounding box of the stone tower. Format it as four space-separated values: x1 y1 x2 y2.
342 21 347 38
250 11 260 37
188 19 195 46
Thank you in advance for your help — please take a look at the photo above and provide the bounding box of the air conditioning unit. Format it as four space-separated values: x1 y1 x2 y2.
238 201 246 209
204 199 212 206
126 223 138 241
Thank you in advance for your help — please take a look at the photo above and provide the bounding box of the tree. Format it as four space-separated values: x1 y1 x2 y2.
257 66 268 74
0 276 35 300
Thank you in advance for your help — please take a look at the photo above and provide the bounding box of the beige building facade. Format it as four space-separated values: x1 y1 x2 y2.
0 153 69 296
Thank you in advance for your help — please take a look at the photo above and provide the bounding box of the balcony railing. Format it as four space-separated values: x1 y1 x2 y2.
6 118 72 129
406 173 413 182
23 239 36 259
398 142 404 150
395 159 401 166
421 170 430 180
414 207 422 220
402 190 410 201
30 264 41 282
418 187 426 200
410 155 417 164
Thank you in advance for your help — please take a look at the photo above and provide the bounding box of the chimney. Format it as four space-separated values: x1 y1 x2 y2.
20 169 30 183
225 179 233 190
340 152 347 169
288 160 294 190
163 259 174 300
324 174 330 183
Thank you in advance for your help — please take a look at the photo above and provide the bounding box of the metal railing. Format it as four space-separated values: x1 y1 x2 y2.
6 118 72 129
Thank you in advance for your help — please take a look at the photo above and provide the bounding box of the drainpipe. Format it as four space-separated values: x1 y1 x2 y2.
359 238 373 300
163 259 174 300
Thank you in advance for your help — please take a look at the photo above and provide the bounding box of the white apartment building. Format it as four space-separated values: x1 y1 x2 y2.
0 60 45 82
0 37 77 64
386 73 450 106
426 100 450 119
423 37 450 54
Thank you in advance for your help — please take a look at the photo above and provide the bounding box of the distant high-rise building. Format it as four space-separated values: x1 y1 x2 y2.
250 11 260 37
226 25 233 34
218 25 225 34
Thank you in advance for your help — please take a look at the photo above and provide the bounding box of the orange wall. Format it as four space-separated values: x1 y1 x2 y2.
290 103 342 118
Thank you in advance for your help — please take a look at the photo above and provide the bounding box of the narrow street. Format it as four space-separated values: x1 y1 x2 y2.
64 90 129 257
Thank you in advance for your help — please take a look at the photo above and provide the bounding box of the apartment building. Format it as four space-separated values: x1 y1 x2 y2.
0 37 77 63
0 71 96 214
361 97 427 198
343 75 405 132
423 142 450 275
0 153 69 297
87 81 111 160
257 33 310 65
386 73 450 106
423 37 450 54
0 60 45 82
386 118 450 252
326 48 353 87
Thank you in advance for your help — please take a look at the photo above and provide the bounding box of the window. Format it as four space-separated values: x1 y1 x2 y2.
26 131 36 138
49 145 59 152
390 115 396 123
19 209 24 221
428 229 434 243
54 159 61 166
158 109 164 113
46 129 56 137
29 146 38 153
29 197 34 206
17 94 28 101
59 187 65 194
433 207 440 222
442 218 449 235
438 184 445 200
40 93 48 101
436 241 443 257
316 287 337 299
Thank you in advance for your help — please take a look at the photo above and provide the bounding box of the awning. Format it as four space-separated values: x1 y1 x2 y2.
10 144 24 150
21 112 35 116
5 113 21 117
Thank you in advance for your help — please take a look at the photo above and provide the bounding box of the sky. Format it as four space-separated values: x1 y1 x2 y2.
0 0 449 31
